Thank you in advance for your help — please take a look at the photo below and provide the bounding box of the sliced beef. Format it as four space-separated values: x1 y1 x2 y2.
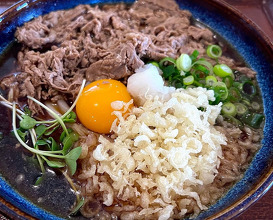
1 0 255 114
86 43 144 82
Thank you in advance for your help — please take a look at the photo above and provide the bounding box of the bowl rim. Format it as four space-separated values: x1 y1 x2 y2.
203 0 273 218
0 0 273 219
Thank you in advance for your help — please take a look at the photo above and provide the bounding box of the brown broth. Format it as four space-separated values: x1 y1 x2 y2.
0 43 79 218
0 12 264 220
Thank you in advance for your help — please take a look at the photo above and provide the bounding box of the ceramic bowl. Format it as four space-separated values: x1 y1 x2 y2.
0 0 273 219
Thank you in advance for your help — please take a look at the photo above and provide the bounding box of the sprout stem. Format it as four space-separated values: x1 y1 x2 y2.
27 96 69 136
12 103 66 159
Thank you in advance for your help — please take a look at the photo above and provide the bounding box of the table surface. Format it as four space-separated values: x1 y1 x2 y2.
0 0 273 219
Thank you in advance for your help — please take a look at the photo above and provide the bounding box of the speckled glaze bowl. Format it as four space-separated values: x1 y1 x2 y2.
0 0 273 219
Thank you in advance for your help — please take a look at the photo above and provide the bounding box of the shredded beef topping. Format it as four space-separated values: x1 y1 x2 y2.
0 0 255 114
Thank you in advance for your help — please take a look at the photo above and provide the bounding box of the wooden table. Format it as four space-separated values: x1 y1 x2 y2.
0 0 272 219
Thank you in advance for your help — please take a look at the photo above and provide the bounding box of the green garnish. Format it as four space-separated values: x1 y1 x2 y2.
192 59 214 75
222 76 234 88
205 75 217 87
213 64 233 77
148 61 159 67
20 115 37 130
183 75 194 85
241 113 264 129
151 45 264 129
234 103 248 116
214 82 229 101
12 102 82 175
228 87 241 102
70 197 85 215
0 79 86 176
206 45 222 59
176 54 192 72
224 115 243 128
222 102 237 116
159 57 176 69
251 102 261 111
242 81 256 96
190 50 199 61
0 79 87 215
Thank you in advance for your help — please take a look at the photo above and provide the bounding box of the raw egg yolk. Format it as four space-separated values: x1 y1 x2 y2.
76 79 133 134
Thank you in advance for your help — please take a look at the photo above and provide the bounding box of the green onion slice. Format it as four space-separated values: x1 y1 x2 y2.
206 45 222 59
242 81 256 96
241 113 264 129
206 76 217 87
176 54 192 72
214 82 228 101
234 103 248 116
251 101 260 111
224 115 243 128
159 57 176 69
192 59 214 75
232 82 242 90
149 61 159 67
228 87 241 102
222 102 237 116
162 65 177 79
239 75 251 83
183 75 194 85
213 64 233 77
190 50 199 62
193 64 209 76
222 76 234 88
193 80 204 87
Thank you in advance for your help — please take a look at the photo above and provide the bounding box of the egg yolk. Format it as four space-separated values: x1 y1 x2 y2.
76 79 133 134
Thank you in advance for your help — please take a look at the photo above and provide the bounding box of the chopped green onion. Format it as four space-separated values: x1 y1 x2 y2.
210 91 221 105
159 57 176 69
192 60 214 75
228 87 241 102
213 64 233 77
241 113 264 129
232 82 242 90
241 98 251 106
193 80 204 87
206 45 222 59
214 82 228 101
239 75 251 83
251 101 261 111
174 82 184 88
234 103 248 116
149 61 159 67
190 50 199 62
242 81 256 96
205 76 217 87
222 76 234 88
193 64 209 76
222 102 237 116
151 51 264 131
183 75 194 85
180 70 186 76
162 65 178 79
198 79 206 85
176 54 192 72
224 115 243 128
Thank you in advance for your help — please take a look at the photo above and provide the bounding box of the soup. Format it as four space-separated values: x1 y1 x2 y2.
0 0 264 219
